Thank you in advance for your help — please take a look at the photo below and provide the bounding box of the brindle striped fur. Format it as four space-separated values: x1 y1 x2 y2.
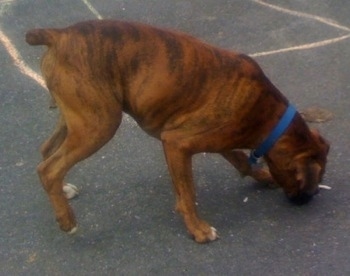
26 20 329 243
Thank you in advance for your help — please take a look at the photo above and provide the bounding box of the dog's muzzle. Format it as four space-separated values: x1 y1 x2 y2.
288 187 320 205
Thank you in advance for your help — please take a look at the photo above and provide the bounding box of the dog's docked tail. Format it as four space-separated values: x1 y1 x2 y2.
25 29 59 46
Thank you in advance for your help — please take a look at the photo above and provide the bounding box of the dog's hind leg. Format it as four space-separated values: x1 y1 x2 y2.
37 113 121 232
37 83 122 233
39 115 80 199
40 114 67 160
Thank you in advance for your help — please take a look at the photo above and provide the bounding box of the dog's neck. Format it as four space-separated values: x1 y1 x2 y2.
265 113 316 166
249 104 297 164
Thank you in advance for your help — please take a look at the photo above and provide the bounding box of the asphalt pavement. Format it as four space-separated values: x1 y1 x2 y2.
1 0 349 275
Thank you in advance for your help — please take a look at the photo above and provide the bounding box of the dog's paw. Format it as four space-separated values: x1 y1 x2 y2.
68 226 78 235
193 226 218 243
63 183 79 199
208 227 218 241
251 168 278 188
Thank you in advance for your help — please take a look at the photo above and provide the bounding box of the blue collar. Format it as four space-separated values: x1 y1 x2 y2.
248 104 297 165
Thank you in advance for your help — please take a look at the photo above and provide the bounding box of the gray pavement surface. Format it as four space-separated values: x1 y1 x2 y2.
1 0 349 275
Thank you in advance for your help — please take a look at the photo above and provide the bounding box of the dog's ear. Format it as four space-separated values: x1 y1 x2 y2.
295 161 322 190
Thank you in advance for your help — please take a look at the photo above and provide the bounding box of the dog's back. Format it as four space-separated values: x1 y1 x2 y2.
27 20 286 139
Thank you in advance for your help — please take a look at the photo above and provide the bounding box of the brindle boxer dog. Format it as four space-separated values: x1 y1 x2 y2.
26 20 329 243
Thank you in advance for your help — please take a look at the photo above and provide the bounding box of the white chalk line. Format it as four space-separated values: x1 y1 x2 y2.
81 0 103 19
0 27 47 89
0 0 104 92
250 34 350 57
249 0 350 57
0 0 105 92
252 0 350 32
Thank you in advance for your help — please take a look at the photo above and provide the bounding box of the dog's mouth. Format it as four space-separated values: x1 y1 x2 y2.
287 187 320 205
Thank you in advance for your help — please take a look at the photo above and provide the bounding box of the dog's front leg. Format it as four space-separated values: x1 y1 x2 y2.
162 133 217 243
222 150 276 186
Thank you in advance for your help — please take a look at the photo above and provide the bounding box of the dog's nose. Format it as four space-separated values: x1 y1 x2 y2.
289 186 320 205
289 193 314 205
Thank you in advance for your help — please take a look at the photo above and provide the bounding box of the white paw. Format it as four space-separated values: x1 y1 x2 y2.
209 227 218 241
63 183 79 199
68 226 78 235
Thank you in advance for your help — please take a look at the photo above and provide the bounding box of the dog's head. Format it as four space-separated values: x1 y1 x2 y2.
266 128 330 204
